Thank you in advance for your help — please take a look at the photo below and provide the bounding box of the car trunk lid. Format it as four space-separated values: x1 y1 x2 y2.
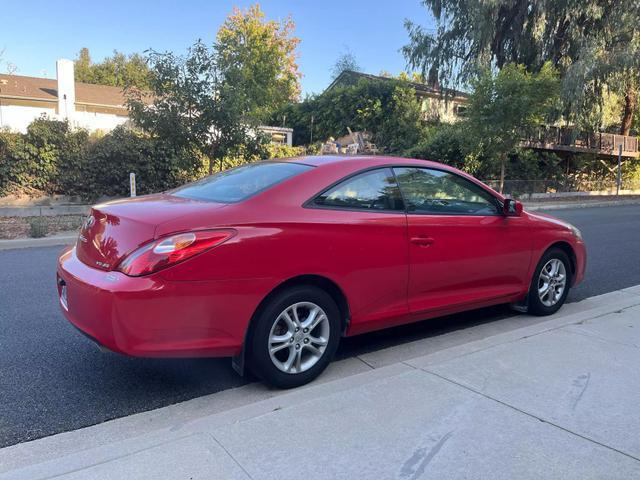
75 194 226 271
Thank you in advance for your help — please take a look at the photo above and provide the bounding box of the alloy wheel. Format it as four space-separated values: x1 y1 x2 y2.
268 302 330 374
538 258 567 307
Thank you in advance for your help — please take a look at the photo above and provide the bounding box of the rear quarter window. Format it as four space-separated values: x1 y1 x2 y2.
172 162 313 203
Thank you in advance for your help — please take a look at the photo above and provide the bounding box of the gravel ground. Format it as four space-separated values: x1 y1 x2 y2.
0 215 83 239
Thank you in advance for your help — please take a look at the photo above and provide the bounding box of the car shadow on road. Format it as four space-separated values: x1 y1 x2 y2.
336 304 516 360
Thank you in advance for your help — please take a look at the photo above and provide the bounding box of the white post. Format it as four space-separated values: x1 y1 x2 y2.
56 59 75 121
130 173 137 197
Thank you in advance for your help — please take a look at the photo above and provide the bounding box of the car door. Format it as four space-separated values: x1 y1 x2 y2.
393 166 532 314
307 167 410 334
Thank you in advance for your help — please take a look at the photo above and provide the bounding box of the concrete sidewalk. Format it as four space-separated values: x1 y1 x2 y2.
2 287 640 479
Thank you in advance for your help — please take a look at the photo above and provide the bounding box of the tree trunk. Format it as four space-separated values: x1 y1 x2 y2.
621 85 637 136
499 155 506 194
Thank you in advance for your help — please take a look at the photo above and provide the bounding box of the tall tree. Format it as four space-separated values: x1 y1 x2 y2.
403 0 638 134
126 41 267 175
403 1 595 86
331 49 361 79
74 48 152 89
562 5 640 135
465 63 561 192
74 48 93 82
215 4 301 121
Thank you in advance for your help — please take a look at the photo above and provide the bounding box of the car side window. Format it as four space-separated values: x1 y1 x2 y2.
393 167 500 215
314 168 404 211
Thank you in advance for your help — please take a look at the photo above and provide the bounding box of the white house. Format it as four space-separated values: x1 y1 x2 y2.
0 59 132 133
0 59 293 145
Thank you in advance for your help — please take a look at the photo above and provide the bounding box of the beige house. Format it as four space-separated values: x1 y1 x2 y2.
324 70 469 123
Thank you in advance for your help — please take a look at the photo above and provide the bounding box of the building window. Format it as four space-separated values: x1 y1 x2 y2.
454 104 468 117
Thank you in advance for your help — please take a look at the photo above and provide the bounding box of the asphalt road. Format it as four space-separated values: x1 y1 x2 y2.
1 205 639 448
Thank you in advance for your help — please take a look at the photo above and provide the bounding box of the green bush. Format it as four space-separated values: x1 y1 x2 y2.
404 124 469 170
71 126 201 199
0 116 308 201
27 217 48 238
0 118 87 195
405 122 566 194
264 143 306 159
0 120 202 200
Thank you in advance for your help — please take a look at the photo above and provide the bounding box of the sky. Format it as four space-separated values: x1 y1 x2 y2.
0 0 434 95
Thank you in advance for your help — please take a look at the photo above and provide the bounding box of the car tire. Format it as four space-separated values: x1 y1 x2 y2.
248 285 341 388
528 248 572 316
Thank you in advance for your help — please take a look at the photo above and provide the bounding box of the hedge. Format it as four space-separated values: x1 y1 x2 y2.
0 118 303 200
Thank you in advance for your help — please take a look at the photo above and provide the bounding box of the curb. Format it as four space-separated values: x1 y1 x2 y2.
524 198 640 211
0 205 89 217
0 233 77 251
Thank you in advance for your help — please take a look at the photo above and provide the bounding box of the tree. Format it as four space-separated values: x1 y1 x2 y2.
378 84 425 153
465 63 561 192
74 48 93 83
403 1 590 86
331 49 361 79
562 4 640 135
271 77 424 153
126 40 268 176
403 0 640 134
215 4 301 121
74 48 152 89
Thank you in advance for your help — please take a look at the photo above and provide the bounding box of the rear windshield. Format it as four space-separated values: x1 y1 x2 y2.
172 162 313 203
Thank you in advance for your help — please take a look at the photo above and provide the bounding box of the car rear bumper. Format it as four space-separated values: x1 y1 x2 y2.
56 246 256 358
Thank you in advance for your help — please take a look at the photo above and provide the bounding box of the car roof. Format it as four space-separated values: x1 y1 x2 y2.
270 155 504 202
279 155 448 169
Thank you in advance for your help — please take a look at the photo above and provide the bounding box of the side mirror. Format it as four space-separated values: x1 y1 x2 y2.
503 198 523 216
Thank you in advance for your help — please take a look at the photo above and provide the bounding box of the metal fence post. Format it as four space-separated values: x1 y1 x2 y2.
617 144 622 195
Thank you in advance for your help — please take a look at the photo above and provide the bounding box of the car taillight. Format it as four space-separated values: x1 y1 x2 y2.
117 229 235 277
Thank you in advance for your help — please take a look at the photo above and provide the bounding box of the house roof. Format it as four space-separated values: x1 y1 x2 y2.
0 73 129 107
324 70 469 100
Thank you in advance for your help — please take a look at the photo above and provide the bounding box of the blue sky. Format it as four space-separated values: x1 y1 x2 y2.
1 0 434 95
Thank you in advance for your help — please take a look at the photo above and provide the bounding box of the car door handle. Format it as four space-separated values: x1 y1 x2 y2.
410 236 434 246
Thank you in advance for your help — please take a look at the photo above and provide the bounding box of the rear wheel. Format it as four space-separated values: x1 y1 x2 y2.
528 248 572 316
249 286 341 388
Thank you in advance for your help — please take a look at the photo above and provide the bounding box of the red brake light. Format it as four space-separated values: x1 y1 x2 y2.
117 229 235 277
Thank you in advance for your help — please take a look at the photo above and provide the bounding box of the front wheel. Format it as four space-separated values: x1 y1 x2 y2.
249 286 341 388
528 248 572 316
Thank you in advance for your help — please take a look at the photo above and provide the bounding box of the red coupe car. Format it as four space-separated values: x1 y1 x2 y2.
57 156 586 387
